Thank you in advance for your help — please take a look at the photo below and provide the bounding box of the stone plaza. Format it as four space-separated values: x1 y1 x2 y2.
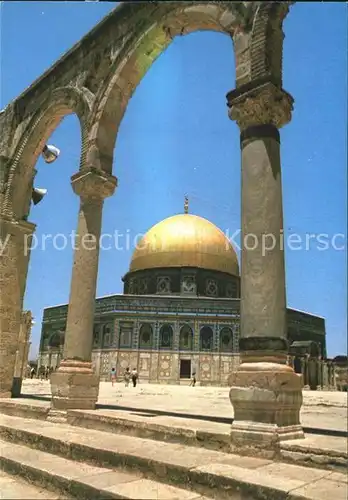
19 379 348 433
0 380 347 499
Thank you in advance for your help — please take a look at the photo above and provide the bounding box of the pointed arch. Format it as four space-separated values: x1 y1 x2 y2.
4 86 93 219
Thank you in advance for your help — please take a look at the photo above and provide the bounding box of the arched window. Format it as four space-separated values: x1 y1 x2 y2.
48 330 64 349
220 327 233 352
119 322 133 348
93 324 101 348
102 323 113 348
159 324 173 349
179 325 193 350
200 326 213 351
139 323 153 349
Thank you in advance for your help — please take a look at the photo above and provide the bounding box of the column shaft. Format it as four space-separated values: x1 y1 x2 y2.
227 81 304 456
240 129 287 357
11 221 35 397
12 311 33 397
0 219 21 397
64 197 103 361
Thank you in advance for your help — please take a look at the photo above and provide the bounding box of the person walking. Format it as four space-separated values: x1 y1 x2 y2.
124 367 130 387
131 368 138 387
189 371 196 387
110 367 117 387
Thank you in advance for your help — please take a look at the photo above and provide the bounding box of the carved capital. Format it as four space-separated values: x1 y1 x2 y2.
227 81 294 131
71 168 117 201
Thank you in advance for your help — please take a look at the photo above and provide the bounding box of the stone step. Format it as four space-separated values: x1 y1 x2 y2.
67 408 231 452
0 399 346 472
0 469 64 500
47 408 68 423
66 408 348 472
0 439 204 500
0 413 347 500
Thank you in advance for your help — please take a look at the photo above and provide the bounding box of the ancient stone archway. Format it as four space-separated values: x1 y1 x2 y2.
0 1 302 453
4 86 93 220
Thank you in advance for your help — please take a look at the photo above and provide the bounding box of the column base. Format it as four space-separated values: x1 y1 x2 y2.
50 360 99 410
229 361 304 458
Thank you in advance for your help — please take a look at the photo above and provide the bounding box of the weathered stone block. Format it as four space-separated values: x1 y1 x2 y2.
229 363 304 457
51 370 99 410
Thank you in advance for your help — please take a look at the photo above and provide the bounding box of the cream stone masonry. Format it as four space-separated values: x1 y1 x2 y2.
0 2 306 454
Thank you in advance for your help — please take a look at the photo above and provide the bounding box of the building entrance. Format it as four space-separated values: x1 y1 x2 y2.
180 359 191 379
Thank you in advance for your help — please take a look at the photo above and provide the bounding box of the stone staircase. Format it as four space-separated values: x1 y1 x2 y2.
0 469 64 500
0 411 347 500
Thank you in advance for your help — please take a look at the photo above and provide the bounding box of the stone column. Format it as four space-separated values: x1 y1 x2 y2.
12 310 33 397
16 220 36 309
322 361 329 390
317 357 323 390
11 220 36 396
50 169 117 410
227 81 304 455
0 218 23 397
21 341 31 378
300 357 309 389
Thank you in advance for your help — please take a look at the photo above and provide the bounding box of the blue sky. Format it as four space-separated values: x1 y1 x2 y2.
1 2 346 358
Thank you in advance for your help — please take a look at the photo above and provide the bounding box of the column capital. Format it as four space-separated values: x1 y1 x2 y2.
71 168 117 201
227 81 294 131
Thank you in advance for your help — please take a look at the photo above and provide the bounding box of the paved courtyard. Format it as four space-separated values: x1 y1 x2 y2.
21 379 347 432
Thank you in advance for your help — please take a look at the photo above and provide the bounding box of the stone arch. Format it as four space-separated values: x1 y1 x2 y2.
4 86 93 220
48 330 64 349
249 2 293 87
159 324 173 349
86 2 256 174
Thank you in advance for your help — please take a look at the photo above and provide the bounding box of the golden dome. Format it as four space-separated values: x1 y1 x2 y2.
130 214 239 276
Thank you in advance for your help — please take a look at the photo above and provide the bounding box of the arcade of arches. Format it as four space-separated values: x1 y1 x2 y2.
0 1 327 452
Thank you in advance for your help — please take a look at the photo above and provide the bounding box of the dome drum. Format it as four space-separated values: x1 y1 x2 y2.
123 267 240 299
